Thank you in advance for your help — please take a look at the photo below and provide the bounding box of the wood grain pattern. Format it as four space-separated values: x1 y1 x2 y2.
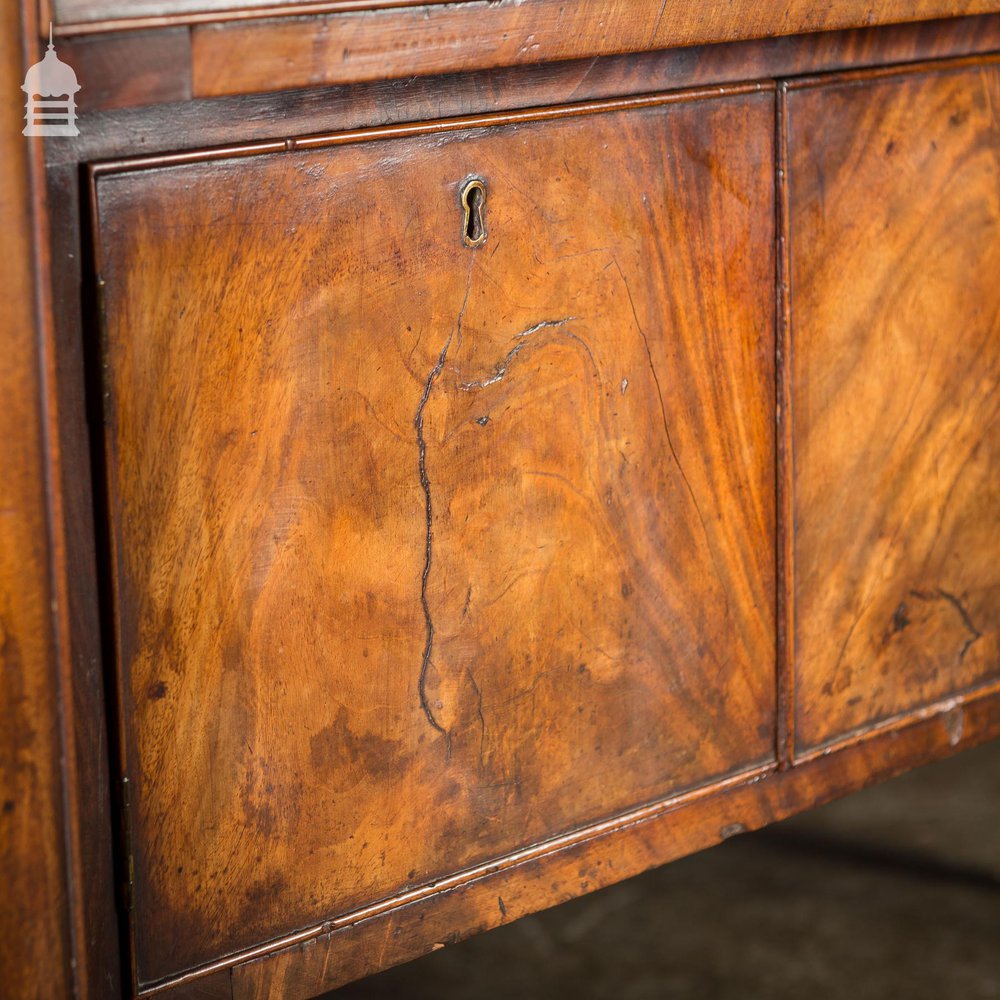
45 158 125 1000
51 0 1000 47
225 686 1000 1000
95 87 777 986
188 1 1000 98
0 2 80 996
40 14 1000 120
57 27 192 112
787 60 1000 754
54 0 455 31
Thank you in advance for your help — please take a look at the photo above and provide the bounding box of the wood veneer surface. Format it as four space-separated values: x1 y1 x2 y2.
786 61 1000 752
95 87 777 984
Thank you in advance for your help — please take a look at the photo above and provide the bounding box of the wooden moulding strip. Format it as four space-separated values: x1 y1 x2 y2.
87 81 774 180
52 0 458 35
139 688 1000 997
794 678 1000 764
49 0 1000 39
775 80 795 770
183 1 1000 99
86 81 773 291
782 45 1000 90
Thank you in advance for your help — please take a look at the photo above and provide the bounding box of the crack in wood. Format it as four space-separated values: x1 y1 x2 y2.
414 255 475 753
910 587 984 664
609 256 730 609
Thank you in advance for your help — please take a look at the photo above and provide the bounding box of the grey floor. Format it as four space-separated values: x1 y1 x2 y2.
333 738 1000 999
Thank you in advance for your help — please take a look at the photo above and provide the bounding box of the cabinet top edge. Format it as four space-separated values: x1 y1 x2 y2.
49 0 1000 42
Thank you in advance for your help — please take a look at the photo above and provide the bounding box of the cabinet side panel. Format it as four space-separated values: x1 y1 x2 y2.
0 6 80 999
788 62 1000 753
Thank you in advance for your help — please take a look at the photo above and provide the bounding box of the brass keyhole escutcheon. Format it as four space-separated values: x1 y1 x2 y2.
460 178 487 248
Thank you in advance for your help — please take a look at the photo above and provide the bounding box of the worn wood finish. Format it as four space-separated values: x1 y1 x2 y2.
12 13 999 1000
42 14 1000 119
0 3 81 997
53 0 1000 47
188 0 1000 98
47 157 125 1000
58 28 192 112
224 685 1000 1000
786 59 1000 755
94 86 777 987
54 0 454 32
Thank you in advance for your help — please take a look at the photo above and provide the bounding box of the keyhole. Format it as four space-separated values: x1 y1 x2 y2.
461 178 487 248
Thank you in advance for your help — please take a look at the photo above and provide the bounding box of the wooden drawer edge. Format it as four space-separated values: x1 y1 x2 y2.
139 687 1000 999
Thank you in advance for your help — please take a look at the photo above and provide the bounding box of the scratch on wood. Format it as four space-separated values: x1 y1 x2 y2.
610 256 728 601
459 317 576 390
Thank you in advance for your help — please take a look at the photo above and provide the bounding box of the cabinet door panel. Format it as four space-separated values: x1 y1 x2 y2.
95 91 776 983
788 63 1000 754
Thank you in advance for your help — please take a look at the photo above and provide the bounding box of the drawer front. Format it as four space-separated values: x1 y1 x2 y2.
95 90 776 983
787 62 1000 754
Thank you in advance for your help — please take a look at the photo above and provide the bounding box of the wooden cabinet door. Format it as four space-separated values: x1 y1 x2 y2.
786 61 1000 756
94 88 776 986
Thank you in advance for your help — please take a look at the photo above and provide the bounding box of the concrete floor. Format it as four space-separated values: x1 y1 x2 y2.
334 738 1000 999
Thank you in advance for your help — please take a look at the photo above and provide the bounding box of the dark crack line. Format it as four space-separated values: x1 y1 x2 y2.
611 257 728 605
912 587 984 664
466 668 487 765
415 256 475 750
831 614 863 684
832 489 922 685
459 317 576 390
612 260 699 506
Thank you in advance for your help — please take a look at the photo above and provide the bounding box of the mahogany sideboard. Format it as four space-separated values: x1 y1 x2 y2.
2 2 999 997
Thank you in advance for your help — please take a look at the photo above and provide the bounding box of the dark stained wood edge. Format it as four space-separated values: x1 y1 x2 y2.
20 16 123 1000
51 155 125 999
0 0 103 995
775 81 795 770
784 43 1000 88
185 0 1000 99
83 160 140 996
133 688 1000 998
51 0 1000 37
52 0 455 34
795 679 1000 764
41 15 1000 144
57 27 193 113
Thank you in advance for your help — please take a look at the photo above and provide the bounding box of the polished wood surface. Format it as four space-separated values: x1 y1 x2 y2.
53 0 455 31
4 7 999 998
786 60 1000 754
187 0 1000 97
59 27 193 112
1 1 81 996
51 0 1000 50
53 14 1000 116
229 691 1000 1000
94 85 777 986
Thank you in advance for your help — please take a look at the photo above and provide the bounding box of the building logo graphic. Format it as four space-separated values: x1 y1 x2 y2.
22 25 80 137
